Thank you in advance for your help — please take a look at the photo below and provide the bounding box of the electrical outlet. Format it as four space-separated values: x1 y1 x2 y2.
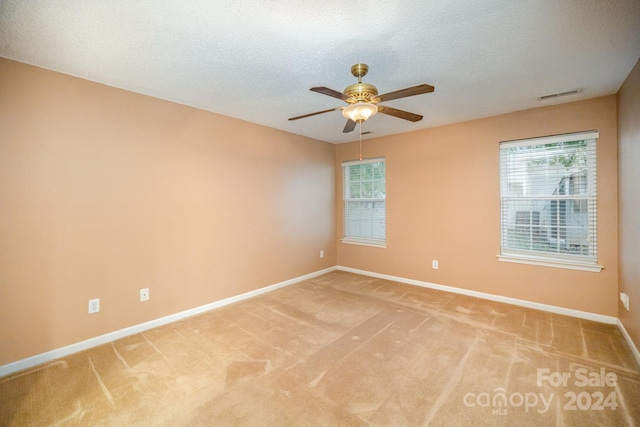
88 298 100 314
432 260 439 269
140 288 150 302
620 292 630 311
320 250 324 258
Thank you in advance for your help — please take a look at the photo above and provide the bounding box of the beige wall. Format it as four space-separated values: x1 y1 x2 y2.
618 58 640 348
0 59 336 366
0 56 627 368
337 96 619 316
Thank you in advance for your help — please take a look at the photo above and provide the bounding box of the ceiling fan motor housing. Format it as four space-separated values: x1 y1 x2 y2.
344 82 378 103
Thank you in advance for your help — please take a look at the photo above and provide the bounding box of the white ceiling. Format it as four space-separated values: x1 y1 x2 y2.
1 1 639 144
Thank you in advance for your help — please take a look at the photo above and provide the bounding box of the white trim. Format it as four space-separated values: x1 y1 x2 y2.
617 319 640 368
340 238 387 248
4 265 631 378
336 266 617 324
500 131 599 148
497 254 604 272
0 266 337 378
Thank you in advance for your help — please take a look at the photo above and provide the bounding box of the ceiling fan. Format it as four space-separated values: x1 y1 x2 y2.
288 64 434 133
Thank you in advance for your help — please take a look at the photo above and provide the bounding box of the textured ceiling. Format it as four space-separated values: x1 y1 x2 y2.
1 1 639 144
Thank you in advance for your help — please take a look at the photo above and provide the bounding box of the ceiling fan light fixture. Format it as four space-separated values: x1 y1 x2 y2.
342 102 378 123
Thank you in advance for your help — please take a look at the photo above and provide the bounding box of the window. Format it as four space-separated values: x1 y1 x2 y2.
342 158 386 247
498 131 602 272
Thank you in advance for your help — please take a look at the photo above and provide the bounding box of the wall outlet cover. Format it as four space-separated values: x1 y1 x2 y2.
620 292 630 311
88 298 100 314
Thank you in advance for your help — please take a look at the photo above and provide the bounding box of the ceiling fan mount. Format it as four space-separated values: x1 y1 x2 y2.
288 63 434 133
350 63 369 79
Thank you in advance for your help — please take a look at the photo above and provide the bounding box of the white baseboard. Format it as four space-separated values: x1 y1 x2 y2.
4 265 636 378
336 266 618 324
617 319 640 368
0 266 337 378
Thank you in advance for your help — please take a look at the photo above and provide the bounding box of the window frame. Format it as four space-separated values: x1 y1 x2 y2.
341 157 387 248
497 131 603 272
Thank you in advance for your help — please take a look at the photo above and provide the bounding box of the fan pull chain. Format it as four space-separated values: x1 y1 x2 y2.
359 122 363 161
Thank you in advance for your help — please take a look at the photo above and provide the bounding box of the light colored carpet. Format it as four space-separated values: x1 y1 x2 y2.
1 271 639 426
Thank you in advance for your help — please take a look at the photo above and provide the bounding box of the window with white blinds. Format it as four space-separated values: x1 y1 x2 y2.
499 131 602 272
342 158 386 247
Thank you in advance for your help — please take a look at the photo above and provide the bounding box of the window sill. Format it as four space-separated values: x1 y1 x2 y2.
497 253 603 272
341 238 387 248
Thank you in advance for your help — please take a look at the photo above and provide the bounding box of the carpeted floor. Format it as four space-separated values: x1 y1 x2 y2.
1 271 639 426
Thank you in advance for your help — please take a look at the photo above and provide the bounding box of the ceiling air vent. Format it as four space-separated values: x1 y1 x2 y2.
537 89 582 101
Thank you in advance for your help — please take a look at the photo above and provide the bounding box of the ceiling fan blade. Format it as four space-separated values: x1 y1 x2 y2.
376 84 434 102
343 119 356 133
288 107 342 121
310 86 349 101
377 105 423 122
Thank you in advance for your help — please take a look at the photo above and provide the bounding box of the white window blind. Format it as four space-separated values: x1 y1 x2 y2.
342 158 386 247
499 131 600 271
